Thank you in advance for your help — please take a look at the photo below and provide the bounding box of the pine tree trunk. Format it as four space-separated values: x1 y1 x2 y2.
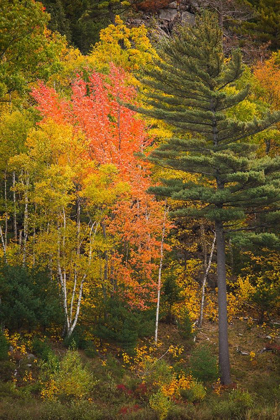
215 220 231 385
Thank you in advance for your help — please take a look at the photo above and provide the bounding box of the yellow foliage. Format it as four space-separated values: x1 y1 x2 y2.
40 350 96 401
90 16 156 73
149 390 172 420
161 373 193 398
4 330 28 356
173 260 202 322
168 344 184 359
249 351 256 362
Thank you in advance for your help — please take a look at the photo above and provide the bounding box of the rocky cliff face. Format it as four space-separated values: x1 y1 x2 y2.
127 0 199 37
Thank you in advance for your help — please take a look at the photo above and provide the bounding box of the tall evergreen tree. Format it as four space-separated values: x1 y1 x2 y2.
133 13 280 384
244 0 280 51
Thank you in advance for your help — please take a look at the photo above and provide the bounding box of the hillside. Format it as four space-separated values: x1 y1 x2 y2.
0 1 280 419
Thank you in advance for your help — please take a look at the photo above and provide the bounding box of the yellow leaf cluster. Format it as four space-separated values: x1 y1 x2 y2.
90 16 156 73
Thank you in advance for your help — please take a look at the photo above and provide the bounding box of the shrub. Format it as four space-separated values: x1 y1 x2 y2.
40 350 96 401
177 311 193 340
180 380 206 403
212 389 253 419
166 404 197 420
0 265 64 331
94 297 154 354
31 337 53 361
142 359 173 390
149 390 172 420
84 341 97 358
0 332 9 361
0 361 16 382
189 344 219 383
162 275 181 323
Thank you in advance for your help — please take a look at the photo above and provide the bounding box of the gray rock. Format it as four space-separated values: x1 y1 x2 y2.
128 19 145 27
159 8 178 21
169 1 178 8
191 0 201 8
181 11 195 25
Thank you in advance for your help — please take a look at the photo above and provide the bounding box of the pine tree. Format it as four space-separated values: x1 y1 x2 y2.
134 13 280 384
244 0 280 51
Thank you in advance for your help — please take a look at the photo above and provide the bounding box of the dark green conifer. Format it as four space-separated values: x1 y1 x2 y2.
134 13 280 384
41 0 134 53
244 0 280 51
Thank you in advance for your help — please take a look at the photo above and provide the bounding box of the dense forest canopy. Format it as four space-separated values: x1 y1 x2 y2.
0 1 279 419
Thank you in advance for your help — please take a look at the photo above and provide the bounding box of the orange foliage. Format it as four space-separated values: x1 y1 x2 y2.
33 65 152 173
32 65 170 308
254 53 280 109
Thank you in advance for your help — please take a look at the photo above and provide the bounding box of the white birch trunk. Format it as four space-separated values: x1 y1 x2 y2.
4 170 8 249
66 221 99 338
0 225 7 262
57 225 70 333
13 172 17 242
198 231 216 328
155 205 168 344
22 173 29 265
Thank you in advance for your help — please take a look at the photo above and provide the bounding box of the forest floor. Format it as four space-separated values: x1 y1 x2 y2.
0 318 279 420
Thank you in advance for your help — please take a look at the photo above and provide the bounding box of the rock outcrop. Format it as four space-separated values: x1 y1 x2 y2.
128 0 197 37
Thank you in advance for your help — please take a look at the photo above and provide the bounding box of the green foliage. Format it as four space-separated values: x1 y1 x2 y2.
0 333 9 361
0 264 64 331
179 380 206 403
94 297 154 354
190 344 219 383
40 351 60 379
162 275 181 323
251 278 280 323
212 389 253 419
0 0 64 99
0 361 16 382
177 310 193 340
41 0 135 54
245 0 280 51
31 337 53 362
39 0 72 42
136 12 280 228
142 359 173 390
134 10 280 384
84 342 97 359
0 399 109 420
63 327 89 350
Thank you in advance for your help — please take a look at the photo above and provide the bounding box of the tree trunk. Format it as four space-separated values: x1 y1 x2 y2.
155 205 168 344
198 230 216 328
12 171 17 242
23 173 29 265
215 219 231 385
0 226 7 262
4 170 8 249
